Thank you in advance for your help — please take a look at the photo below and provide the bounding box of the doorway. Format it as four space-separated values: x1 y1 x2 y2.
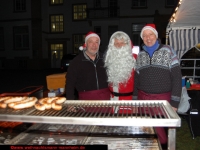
50 44 64 68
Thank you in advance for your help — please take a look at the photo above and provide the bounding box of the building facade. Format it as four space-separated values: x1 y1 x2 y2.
0 0 177 69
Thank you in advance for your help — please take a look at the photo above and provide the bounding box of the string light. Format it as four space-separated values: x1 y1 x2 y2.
169 0 183 23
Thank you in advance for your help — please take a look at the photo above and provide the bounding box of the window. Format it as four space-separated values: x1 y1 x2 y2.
109 0 118 17
73 4 87 20
108 26 118 39
132 33 141 46
14 26 29 50
132 24 145 45
180 48 200 80
132 0 147 8
94 27 101 39
165 0 176 7
0 27 4 51
94 0 101 8
50 15 64 32
51 44 63 60
73 34 85 53
14 0 26 12
50 0 63 5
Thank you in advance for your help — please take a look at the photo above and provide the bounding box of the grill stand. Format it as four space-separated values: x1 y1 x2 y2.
0 100 180 150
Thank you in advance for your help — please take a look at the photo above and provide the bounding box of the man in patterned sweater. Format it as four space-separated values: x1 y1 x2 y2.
133 24 182 145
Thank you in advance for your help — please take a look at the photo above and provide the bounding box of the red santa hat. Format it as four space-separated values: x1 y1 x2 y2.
140 24 158 39
79 31 100 51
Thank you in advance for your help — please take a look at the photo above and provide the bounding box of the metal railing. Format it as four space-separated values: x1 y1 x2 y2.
180 59 200 79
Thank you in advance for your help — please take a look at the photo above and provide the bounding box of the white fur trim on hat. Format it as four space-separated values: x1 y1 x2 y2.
85 33 100 44
140 25 158 39
79 32 100 51
79 46 83 51
79 43 86 51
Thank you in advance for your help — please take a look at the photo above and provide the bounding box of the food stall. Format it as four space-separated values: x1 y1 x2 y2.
0 73 181 149
166 0 200 59
0 96 180 150
166 0 200 139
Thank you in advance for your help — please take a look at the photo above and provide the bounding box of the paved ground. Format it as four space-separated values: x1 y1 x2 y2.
0 69 64 94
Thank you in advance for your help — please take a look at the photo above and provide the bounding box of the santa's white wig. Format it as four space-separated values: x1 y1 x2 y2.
104 31 136 86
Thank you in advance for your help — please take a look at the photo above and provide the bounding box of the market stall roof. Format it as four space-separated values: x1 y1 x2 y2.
166 0 200 58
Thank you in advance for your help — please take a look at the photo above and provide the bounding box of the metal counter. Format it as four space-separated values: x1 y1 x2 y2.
0 100 180 126
0 100 181 149
7 123 160 149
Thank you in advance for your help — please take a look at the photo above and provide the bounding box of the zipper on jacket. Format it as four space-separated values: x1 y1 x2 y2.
87 58 100 90
142 43 161 65
94 64 99 89
86 54 100 90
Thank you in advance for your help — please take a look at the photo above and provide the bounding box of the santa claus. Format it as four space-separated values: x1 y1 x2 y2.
104 31 138 112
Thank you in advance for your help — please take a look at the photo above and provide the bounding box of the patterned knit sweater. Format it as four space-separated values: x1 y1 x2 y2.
133 42 182 108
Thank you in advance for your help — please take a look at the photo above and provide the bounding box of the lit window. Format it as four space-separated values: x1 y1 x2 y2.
50 15 64 32
14 26 29 50
50 0 63 5
73 34 85 53
14 0 26 12
51 44 63 59
73 5 87 20
132 0 146 7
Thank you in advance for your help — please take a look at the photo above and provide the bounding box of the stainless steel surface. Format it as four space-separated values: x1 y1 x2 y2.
7 132 88 145
0 122 32 144
168 128 176 150
0 100 181 127
91 125 155 135
0 107 35 115
85 137 160 150
25 123 93 133
22 123 155 135
7 124 161 149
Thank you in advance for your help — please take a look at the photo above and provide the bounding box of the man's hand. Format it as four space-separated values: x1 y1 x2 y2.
172 107 177 112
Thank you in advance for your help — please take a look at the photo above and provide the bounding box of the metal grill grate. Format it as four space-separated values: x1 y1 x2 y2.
28 101 168 119
0 107 34 115
0 100 180 127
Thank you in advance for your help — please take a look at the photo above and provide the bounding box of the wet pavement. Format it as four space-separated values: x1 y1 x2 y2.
0 69 64 94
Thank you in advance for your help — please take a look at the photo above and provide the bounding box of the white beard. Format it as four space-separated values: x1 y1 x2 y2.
104 44 136 87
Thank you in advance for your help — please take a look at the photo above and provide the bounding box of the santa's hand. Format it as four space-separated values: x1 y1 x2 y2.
132 46 140 55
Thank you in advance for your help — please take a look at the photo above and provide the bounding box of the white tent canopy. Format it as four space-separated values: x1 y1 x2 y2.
166 0 200 59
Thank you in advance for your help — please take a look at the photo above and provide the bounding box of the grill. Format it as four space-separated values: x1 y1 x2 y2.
0 100 180 149
7 123 159 149
0 121 33 144
0 100 180 127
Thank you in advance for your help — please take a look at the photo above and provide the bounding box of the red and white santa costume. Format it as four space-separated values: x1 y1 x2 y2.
104 31 139 113
109 52 138 101
109 60 135 100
